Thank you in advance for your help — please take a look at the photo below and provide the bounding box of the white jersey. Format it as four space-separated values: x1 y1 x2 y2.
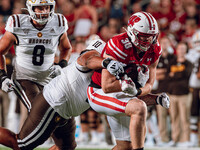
5 13 68 71
186 48 200 88
43 39 106 119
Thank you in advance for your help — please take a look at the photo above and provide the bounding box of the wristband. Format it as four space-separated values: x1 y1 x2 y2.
136 88 142 96
102 58 112 68
58 59 68 68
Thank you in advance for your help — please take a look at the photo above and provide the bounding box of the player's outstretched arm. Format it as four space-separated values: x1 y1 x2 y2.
77 50 103 69
77 50 126 76
138 93 170 109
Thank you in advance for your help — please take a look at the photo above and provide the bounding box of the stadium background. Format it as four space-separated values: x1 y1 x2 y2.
0 0 200 149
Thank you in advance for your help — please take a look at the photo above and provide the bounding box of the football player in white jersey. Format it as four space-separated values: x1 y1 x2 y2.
0 0 72 149
0 38 127 149
0 0 71 126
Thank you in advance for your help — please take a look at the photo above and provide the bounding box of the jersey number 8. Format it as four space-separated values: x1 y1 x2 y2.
32 45 45 66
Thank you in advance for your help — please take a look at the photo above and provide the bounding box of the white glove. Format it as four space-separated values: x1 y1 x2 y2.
137 65 149 87
120 75 138 96
102 58 126 78
156 93 170 109
1 78 14 92
49 65 62 78
107 60 126 78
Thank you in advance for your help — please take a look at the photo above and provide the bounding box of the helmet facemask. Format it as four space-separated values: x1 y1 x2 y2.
26 0 55 25
127 26 158 52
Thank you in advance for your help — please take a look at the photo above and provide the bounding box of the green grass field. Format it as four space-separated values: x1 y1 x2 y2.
0 148 110 150
0 146 200 150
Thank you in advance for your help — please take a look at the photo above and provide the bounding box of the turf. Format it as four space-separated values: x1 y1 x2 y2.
0 147 111 150
0 148 110 150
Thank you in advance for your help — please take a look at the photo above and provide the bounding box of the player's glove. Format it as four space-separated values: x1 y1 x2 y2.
102 58 126 78
49 65 62 78
156 93 170 109
137 65 149 87
0 69 14 92
119 74 142 96
49 60 68 78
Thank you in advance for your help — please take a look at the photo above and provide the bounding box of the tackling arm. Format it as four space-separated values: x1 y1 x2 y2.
101 53 122 93
77 50 104 70
78 50 125 76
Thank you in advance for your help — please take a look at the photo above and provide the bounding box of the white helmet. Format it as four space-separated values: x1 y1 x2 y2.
26 0 55 25
192 30 200 49
127 11 159 52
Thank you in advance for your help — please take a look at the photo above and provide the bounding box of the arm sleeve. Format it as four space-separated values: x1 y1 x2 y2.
86 39 106 54
63 15 68 33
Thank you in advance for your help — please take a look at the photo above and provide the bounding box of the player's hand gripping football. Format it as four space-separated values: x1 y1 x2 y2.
156 93 170 109
119 74 138 96
0 69 14 92
102 58 126 78
137 65 149 87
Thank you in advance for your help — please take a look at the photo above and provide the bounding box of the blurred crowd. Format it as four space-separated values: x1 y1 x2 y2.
0 0 200 148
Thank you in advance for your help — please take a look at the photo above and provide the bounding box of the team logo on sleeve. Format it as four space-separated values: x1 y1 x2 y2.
37 32 43 37
40 0 48 3
29 0 36 3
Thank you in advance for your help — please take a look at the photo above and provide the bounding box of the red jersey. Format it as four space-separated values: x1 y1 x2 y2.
91 32 162 87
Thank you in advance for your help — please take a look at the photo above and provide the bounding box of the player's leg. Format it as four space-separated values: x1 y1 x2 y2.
107 116 132 150
16 80 43 129
87 87 160 149
17 92 66 150
51 117 77 150
125 99 147 150
17 80 43 103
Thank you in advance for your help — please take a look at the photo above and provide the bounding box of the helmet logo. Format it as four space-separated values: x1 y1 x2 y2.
40 0 48 3
29 0 36 3
128 15 141 26
37 32 43 37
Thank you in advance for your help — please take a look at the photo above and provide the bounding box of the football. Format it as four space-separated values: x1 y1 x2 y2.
118 63 147 88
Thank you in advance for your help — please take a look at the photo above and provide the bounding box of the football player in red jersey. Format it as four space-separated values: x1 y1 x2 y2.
87 11 164 150
0 37 169 150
